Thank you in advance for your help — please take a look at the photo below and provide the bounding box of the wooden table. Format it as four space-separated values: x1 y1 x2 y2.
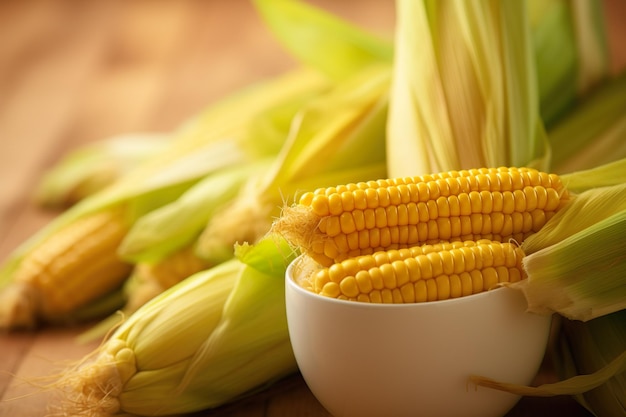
1 1 624 416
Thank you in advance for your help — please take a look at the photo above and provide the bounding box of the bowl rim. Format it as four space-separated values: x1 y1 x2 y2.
286 254 520 310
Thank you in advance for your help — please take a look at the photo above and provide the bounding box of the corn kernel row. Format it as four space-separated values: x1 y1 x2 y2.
275 166 569 267
299 240 524 303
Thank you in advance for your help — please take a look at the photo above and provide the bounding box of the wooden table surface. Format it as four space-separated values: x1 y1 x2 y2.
0 1 624 416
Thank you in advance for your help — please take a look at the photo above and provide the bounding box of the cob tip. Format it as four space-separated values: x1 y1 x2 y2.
270 204 321 255
48 338 136 417
0 282 38 329
199 196 280 264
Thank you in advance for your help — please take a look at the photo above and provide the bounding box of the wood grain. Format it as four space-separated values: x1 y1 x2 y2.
0 1 622 416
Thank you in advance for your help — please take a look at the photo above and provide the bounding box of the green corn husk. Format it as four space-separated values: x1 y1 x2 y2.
196 64 389 264
118 158 273 264
53 237 298 416
387 0 550 178
34 133 170 209
547 71 626 173
254 0 393 81
528 0 579 126
518 194 626 321
554 311 626 416
559 154 626 193
528 0 609 127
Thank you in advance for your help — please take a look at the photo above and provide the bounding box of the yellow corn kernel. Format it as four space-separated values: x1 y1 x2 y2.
0 208 132 328
274 167 569 266
306 239 526 303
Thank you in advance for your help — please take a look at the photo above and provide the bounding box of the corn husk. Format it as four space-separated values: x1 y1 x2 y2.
34 133 170 209
386 0 550 178
554 311 626 416
518 194 626 321
504 159 626 321
547 71 626 173
528 0 609 127
559 155 626 193
254 0 392 81
528 0 579 126
118 158 273 264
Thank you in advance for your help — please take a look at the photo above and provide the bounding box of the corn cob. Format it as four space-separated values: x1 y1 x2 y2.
273 166 569 267
0 208 132 328
295 239 525 303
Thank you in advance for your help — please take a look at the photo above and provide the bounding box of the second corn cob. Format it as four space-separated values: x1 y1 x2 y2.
295 239 526 303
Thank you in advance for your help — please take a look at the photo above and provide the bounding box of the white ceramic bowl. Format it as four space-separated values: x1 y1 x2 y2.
285 255 552 417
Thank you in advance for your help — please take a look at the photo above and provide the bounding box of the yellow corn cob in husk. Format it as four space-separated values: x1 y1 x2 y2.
118 158 273 264
52 238 298 417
